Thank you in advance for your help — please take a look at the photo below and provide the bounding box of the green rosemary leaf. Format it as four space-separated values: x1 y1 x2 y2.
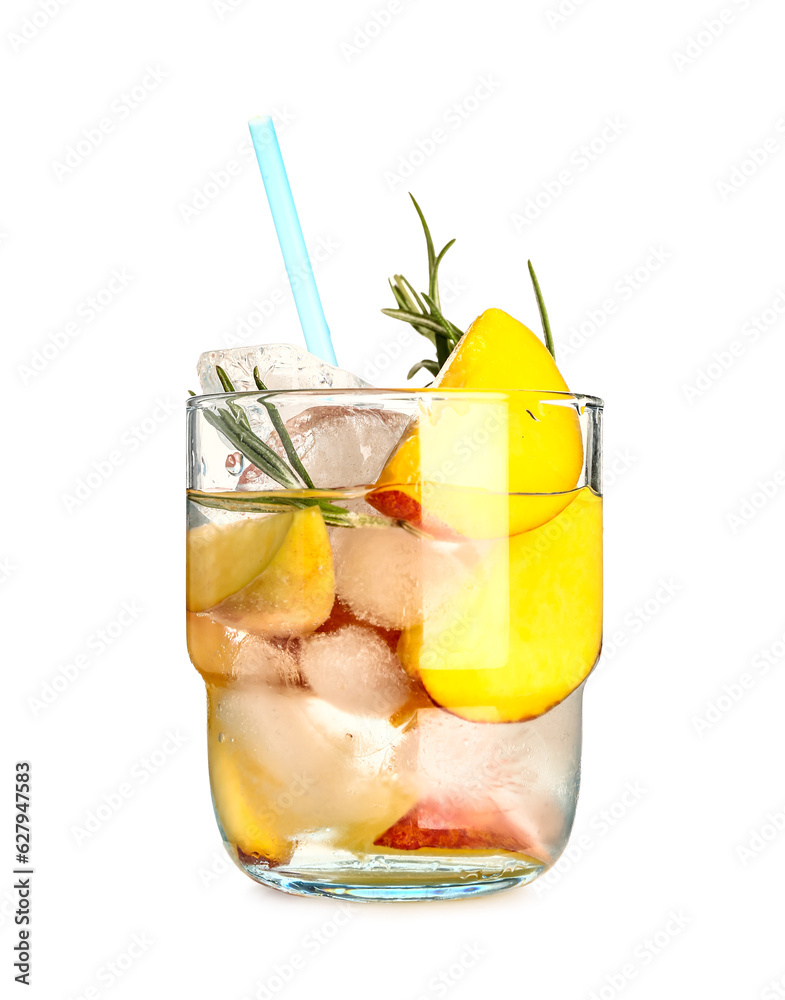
527 260 555 359
390 276 417 313
227 399 253 433
215 366 236 393
277 437 315 490
445 318 465 342
398 275 428 316
434 238 456 268
381 309 448 336
189 490 396 529
435 334 451 367
422 294 458 340
232 420 300 486
389 278 411 312
384 197 465 379
253 366 316 490
203 408 300 489
317 507 396 528
407 358 440 379
207 364 309 489
383 307 438 346
410 193 435 274
192 492 311 513
430 238 456 310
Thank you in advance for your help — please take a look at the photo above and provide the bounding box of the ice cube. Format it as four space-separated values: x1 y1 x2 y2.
409 708 536 801
198 343 371 394
298 625 413 717
399 691 584 857
412 693 581 800
380 708 545 853
239 405 410 491
331 526 477 629
233 635 301 687
212 687 417 846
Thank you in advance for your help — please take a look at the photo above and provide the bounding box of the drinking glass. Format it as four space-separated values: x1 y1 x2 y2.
186 388 602 901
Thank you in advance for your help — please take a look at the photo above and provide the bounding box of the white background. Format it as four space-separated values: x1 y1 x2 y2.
3 0 785 997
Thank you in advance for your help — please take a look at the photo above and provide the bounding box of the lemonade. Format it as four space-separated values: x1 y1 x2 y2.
187 386 602 899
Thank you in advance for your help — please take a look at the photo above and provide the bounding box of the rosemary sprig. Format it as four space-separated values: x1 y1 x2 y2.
204 368 301 490
382 197 557 372
381 194 465 380
253 367 315 489
190 368 395 529
527 260 556 360
188 489 397 529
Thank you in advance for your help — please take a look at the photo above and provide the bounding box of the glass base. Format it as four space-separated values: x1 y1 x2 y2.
234 849 546 902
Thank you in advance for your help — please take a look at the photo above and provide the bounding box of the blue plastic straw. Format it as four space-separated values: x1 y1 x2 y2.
248 116 337 366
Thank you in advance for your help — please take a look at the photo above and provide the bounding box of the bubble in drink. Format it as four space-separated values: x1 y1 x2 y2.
225 451 244 476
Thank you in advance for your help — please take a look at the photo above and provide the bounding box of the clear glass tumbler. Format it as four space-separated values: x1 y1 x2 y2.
186 388 602 901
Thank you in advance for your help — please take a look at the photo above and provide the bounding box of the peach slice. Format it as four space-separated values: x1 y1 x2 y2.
368 309 584 538
186 612 244 682
187 513 292 613
186 612 301 687
398 489 602 722
373 799 534 855
189 507 335 638
207 718 295 866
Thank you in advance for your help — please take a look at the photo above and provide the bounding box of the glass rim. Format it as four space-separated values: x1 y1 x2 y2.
187 387 604 409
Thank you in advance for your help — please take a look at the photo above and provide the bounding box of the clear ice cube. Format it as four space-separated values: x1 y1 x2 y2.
411 708 536 800
413 693 581 799
399 691 584 854
233 635 301 687
239 405 410 491
331 526 477 629
213 687 416 843
197 343 372 394
298 625 413 717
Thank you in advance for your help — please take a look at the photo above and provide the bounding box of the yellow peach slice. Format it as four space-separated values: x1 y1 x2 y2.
187 507 334 637
187 513 292 613
210 506 335 637
186 612 301 687
398 489 602 722
441 308 568 392
207 721 295 865
368 309 584 538
186 612 243 682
